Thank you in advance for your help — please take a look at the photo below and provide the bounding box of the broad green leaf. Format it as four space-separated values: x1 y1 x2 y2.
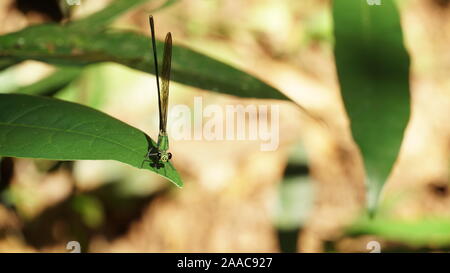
10 66 81 96
0 24 289 102
0 94 182 187
333 1 410 210
69 0 153 30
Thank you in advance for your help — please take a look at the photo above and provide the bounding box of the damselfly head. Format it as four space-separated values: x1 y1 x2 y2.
158 151 172 163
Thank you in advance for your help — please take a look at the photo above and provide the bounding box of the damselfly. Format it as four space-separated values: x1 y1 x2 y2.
143 16 172 166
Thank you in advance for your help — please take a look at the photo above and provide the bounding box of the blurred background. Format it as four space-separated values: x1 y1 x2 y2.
0 0 449 252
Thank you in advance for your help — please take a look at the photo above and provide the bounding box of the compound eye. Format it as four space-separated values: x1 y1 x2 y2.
168 153 172 160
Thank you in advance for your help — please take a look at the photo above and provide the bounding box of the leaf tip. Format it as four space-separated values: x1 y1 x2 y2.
170 178 184 188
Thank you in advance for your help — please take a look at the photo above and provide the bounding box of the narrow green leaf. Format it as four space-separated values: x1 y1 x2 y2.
69 0 152 30
0 24 289 102
333 1 410 209
0 58 20 71
151 0 180 13
0 94 182 187
348 217 450 248
9 66 82 96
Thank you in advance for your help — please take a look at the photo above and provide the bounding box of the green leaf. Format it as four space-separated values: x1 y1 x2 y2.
0 58 20 71
151 0 180 13
71 194 104 228
348 217 450 248
0 24 289 102
333 1 410 210
9 66 82 96
0 0 154 71
0 94 182 187
276 176 314 230
69 0 153 30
